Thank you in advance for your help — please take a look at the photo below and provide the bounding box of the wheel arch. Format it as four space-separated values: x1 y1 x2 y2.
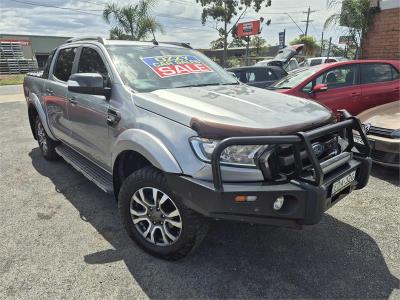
111 129 182 198
27 94 57 140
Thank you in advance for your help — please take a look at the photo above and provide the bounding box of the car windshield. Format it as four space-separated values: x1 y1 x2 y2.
270 67 319 89
106 44 238 92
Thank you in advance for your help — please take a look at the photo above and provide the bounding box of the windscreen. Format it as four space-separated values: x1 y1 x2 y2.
270 67 318 89
106 45 238 92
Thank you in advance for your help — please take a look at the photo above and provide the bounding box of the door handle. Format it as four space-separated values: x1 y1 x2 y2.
107 108 121 126
46 88 54 95
68 96 78 105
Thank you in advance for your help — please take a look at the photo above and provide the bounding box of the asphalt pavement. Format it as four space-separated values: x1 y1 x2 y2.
0 89 399 299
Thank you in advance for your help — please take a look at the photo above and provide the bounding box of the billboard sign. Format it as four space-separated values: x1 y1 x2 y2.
236 20 261 37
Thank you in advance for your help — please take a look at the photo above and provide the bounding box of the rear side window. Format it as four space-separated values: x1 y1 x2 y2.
42 50 55 79
361 63 395 84
53 47 77 82
78 47 108 77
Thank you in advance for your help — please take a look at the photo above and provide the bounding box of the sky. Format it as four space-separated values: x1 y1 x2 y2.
0 0 350 49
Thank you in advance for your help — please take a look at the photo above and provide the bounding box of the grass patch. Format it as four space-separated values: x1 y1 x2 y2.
0 74 26 86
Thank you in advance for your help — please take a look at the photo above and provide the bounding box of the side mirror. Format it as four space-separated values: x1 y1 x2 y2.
68 73 111 99
311 83 328 93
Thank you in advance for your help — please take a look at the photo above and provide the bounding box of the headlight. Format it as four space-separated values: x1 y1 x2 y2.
190 137 265 166
391 129 400 139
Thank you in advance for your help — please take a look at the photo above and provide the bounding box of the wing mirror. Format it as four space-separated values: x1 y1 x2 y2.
68 73 111 99
311 83 328 93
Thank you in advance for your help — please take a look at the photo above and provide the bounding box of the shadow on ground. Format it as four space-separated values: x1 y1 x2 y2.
371 163 399 186
29 148 399 299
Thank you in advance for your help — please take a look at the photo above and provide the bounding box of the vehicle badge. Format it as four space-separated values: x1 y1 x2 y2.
362 123 371 134
311 142 325 157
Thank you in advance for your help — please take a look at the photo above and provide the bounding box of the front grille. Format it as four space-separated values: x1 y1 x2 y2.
368 126 394 138
268 134 340 179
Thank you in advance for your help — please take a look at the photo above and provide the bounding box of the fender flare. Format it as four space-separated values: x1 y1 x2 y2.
112 129 182 174
29 93 57 140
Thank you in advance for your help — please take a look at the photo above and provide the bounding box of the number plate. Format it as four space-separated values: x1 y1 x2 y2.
331 171 356 196
353 135 364 145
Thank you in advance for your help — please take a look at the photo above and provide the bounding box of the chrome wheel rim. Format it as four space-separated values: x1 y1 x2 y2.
37 122 48 153
130 187 182 246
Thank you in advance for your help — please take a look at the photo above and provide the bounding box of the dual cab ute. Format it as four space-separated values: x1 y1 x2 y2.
24 37 372 260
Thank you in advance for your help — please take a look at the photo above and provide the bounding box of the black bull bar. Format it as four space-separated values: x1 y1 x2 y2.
211 116 371 191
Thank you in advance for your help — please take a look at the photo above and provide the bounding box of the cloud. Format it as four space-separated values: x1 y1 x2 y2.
1 0 345 48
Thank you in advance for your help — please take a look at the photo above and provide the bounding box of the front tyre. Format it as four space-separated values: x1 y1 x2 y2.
118 166 209 260
35 116 59 160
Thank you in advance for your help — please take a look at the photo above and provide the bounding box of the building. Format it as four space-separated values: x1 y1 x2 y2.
0 34 71 70
361 0 400 59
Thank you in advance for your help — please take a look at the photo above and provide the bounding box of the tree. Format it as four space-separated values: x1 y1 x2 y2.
290 35 318 57
197 0 272 67
324 0 375 58
250 36 266 56
210 37 224 49
103 0 163 41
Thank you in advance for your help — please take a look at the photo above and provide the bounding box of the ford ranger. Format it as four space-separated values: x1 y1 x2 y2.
24 37 372 260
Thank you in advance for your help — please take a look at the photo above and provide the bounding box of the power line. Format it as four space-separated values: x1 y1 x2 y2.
8 0 103 15
301 6 316 36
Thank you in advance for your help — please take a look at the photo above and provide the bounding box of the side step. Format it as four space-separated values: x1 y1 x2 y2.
55 144 113 194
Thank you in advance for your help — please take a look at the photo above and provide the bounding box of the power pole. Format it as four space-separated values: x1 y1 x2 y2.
320 31 324 56
327 37 332 59
301 6 316 36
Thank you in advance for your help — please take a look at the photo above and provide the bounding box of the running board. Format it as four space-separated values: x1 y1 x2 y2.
55 144 113 194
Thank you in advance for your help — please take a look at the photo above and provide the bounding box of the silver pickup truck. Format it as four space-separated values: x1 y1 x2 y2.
24 37 372 260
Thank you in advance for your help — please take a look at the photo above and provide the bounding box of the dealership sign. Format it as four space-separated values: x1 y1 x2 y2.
0 39 31 46
236 20 261 37
141 55 214 78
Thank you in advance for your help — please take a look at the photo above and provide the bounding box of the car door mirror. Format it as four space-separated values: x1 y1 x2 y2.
311 83 328 93
68 73 111 99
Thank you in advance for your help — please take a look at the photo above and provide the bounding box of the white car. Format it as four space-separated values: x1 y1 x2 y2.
256 57 299 72
305 57 348 67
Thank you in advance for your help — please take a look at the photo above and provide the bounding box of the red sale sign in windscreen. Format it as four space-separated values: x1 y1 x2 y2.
236 20 261 37
141 55 214 78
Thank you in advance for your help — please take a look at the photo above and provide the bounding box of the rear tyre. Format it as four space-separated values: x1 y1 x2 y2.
118 166 209 260
35 116 59 160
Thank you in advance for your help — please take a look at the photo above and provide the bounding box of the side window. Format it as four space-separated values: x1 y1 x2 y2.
78 47 108 78
315 65 357 89
361 63 393 84
310 59 322 66
53 47 77 82
42 50 55 79
325 58 336 63
266 69 277 80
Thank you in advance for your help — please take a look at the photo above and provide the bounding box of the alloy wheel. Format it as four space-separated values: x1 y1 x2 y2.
130 187 182 246
37 121 48 153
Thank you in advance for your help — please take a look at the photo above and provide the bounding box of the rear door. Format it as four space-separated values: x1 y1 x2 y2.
45 46 78 143
305 64 362 115
360 63 400 110
67 45 111 169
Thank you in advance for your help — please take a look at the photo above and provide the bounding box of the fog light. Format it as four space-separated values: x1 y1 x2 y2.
273 196 285 211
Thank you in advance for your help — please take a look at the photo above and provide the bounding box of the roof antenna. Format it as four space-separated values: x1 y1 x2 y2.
151 28 159 45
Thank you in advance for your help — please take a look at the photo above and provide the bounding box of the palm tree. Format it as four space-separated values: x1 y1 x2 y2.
103 1 163 41
324 0 375 58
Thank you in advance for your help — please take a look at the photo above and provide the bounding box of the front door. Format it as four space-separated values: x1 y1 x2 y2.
309 64 362 115
45 46 77 143
67 46 111 170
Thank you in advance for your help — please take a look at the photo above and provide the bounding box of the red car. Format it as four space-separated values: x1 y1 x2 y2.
269 60 400 116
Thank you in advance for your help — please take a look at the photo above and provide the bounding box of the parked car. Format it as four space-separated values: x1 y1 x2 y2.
24 37 371 260
305 57 348 67
257 44 303 72
269 60 400 116
354 101 400 168
256 58 299 72
226 66 287 88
